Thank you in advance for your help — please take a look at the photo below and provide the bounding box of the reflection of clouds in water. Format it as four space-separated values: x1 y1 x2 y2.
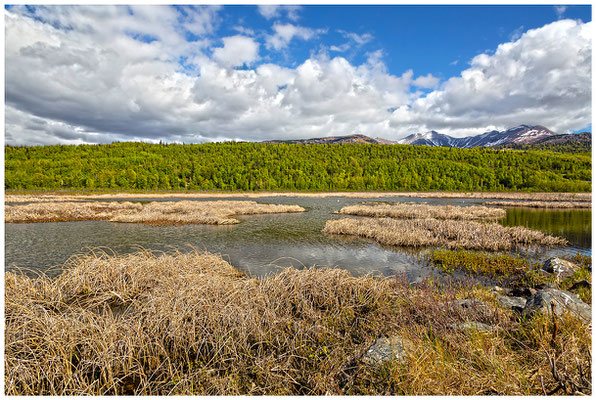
229 243 422 278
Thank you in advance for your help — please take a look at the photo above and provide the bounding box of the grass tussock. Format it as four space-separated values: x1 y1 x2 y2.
323 217 567 251
339 202 505 220
5 250 590 395
425 249 547 288
5 201 144 223
483 201 592 209
5 200 305 225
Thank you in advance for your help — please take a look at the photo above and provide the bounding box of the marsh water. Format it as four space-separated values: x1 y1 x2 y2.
5 196 591 279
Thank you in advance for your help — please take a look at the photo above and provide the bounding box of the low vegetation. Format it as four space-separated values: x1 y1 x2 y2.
402 191 591 202
483 201 591 209
5 250 591 395
323 217 567 250
5 141 591 192
5 200 305 225
338 202 506 220
425 249 547 287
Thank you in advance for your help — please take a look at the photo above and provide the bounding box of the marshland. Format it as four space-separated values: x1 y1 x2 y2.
5 192 592 395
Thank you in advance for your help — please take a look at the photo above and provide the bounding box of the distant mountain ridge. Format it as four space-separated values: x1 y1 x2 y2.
396 125 556 148
263 125 588 149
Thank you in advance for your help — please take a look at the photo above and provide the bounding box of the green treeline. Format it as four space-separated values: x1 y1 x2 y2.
4 142 592 192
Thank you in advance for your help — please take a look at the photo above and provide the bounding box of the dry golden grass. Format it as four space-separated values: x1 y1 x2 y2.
323 217 567 250
5 250 590 395
6 191 591 203
483 201 592 209
339 202 506 220
5 200 305 225
5 201 143 223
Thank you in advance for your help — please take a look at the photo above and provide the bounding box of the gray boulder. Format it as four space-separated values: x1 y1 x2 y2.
524 288 591 323
497 296 526 313
362 335 411 365
450 321 497 333
542 258 580 282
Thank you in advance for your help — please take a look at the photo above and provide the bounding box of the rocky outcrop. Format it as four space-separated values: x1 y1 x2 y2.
497 296 526 313
523 288 591 323
542 258 580 282
362 335 411 365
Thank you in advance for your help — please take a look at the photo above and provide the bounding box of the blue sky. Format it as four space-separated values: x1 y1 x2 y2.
4 4 592 145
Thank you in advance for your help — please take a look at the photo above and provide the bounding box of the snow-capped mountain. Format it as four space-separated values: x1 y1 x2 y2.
396 131 459 147
398 125 555 148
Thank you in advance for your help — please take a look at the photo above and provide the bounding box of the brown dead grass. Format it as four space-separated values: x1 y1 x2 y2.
5 250 590 395
339 202 506 220
323 217 567 250
4 201 144 223
483 201 592 209
5 200 305 225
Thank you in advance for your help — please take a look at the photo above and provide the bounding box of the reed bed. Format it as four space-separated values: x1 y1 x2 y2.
323 217 567 250
5 200 305 225
483 201 592 209
7 191 591 203
5 250 590 395
338 202 506 220
5 201 143 223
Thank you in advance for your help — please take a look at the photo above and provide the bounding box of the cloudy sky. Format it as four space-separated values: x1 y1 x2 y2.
4 4 592 146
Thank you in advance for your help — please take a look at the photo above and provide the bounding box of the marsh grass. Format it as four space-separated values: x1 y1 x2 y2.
323 217 567 250
338 202 506 220
5 200 305 225
5 250 590 395
425 249 548 287
483 201 592 209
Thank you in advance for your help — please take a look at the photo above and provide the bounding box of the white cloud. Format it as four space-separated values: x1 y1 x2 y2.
265 23 325 51
258 5 301 21
555 5 567 19
412 73 440 89
212 35 259 68
390 19 592 137
330 30 373 53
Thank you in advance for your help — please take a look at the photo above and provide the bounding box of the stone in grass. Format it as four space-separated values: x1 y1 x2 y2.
497 296 526 313
542 258 580 282
524 288 591 323
450 321 497 333
362 336 411 365
441 299 492 319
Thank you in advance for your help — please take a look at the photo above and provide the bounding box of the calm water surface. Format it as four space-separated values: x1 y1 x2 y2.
5 196 591 278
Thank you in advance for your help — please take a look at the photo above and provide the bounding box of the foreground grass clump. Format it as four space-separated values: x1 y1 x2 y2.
483 201 591 209
323 217 567 250
5 200 305 225
5 250 591 395
425 249 547 287
339 202 505 220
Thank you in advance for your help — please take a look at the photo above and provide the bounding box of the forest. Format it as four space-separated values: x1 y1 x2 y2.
4 142 592 192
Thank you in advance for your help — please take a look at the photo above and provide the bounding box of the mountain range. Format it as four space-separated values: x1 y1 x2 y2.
264 125 578 148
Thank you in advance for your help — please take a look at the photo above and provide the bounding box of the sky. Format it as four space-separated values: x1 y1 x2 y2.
4 4 593 146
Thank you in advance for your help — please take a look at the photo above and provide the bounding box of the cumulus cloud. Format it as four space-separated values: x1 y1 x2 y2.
265 23 326 51
4 7 592 145
212 35 259 68
390 19 592 137
554 5 567 19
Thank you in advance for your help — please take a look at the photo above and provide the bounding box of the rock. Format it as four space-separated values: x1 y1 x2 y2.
497 296 526 313
450 321 497 333
535 282 558 290
542 258 580 282
442 299 492 319
362 335 411 365
569 280 591 291
524 288 591 323
505 287 535 298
